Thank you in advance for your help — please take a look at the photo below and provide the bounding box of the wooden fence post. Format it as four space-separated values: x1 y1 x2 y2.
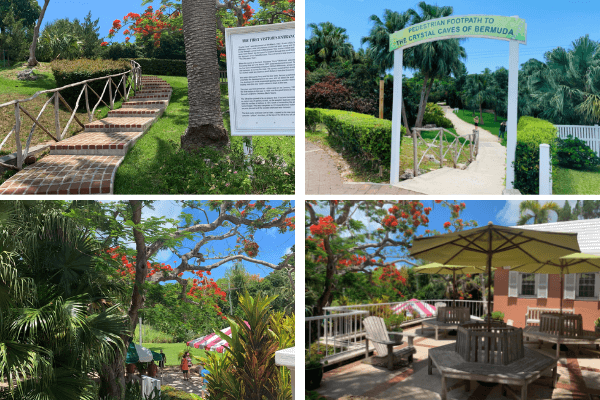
14 103 22 169
54 93 61 141
108 78 114 110
413 129 418 177
84 83 91 122
439 129 443 168
122 74 128 102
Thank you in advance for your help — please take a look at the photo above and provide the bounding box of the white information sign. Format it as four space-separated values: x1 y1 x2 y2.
226 22 295 136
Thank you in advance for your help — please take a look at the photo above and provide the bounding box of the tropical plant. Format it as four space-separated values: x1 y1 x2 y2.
463 69 495 125
517 200 560 225
491 311 505 321
404 2 466 127
556 135 600 170
595 317 600 327
305 22 354 68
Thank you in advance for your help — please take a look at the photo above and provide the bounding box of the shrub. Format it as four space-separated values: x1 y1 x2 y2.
305 75 377 115
129 58 188 76
51 58 130 106
102 42 142 60
316 108 406 166
491 311 505 321
423 103 453 128
384 313 405 332
305 108 321 131
556 135 600 170
512 116 558 194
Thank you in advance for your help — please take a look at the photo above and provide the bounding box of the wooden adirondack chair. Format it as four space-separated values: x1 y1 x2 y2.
364 316 416 370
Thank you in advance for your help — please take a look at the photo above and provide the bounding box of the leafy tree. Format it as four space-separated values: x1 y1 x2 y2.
405 2 466 127
463 69 494 124
557 201 576 221
305 21 354 68
0 0 40 33
0 9 31 63
516 200 560 225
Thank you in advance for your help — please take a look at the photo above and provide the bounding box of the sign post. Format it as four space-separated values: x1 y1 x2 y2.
388 15 526 189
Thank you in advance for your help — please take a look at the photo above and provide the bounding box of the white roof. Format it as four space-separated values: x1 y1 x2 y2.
512 218 600 255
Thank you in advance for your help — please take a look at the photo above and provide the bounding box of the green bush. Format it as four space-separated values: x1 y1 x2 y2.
422 102 453 129
512 116 558 194
556 135 600 170
305 108 321 131
51 58 130 106
129 58 188 76
314 108 406 166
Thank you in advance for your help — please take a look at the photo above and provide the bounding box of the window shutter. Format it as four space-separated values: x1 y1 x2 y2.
537 274 548 298
564 273 576 300
508 271 518 297
596 272 600 300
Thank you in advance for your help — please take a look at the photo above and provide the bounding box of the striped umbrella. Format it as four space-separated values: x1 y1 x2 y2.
186 322 250 353
391 298 436 318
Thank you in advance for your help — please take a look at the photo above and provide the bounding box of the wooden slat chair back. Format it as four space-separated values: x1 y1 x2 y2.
540 314 583 338
364 316 393 357
525 307 574 326
437 307 470 324
434 302 447 316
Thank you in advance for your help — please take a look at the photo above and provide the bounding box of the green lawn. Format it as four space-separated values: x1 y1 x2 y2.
141 342 222 366
134 324 175 344
453 109 508 146
553 165 600 194
114 75 294 194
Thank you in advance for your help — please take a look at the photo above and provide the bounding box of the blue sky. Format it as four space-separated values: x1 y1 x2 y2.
306 0 599 75
137 200 295 283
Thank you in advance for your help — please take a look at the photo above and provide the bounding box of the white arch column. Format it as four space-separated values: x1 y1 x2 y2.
506 40 520 190
390 49 403 184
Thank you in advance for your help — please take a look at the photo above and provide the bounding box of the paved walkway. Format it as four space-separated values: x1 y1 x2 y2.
305 140 423 195
315 326 600 400
394 107 506 195
0 76 171 194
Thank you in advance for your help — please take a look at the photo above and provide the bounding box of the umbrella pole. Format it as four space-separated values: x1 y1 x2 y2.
453 270 456 307
487 227 492 330
560 272 564 315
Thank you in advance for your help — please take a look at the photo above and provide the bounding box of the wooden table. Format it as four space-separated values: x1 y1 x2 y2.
523 325 600 358
428 343 557 400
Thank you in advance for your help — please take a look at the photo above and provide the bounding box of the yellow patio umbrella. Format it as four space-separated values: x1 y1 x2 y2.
410 222 581 327
413 263 492 307
511 253 600 314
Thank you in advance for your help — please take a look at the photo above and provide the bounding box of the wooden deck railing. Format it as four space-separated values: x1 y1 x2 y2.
0 60 142 170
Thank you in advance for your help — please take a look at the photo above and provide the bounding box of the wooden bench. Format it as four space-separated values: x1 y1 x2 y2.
428 343 557 400
525 307 574 327
422 307 471 340
523 326 600 358
364 316 416 370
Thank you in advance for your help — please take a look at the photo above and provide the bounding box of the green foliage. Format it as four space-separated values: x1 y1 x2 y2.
423 102 453 129
102 43 142 60
129 58 188 76
491 311 505 321
595 317 600 327
0 10 31 63
512 116 558 194
384 313 405 332
305 108 321 131
51 58 130 105
134 324 175 344
305 22 354 68
314 108 405 167
305 343 331 367
556 135 600 170
37 12 103 62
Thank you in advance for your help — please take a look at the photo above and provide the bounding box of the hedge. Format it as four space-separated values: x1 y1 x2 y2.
307 108 406 166
513 116 558 194
51 59 130 106
129 58 187 76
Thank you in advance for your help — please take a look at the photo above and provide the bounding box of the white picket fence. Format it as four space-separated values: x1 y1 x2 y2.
556 124 600 156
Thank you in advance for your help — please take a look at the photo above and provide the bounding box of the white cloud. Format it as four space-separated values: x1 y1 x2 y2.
142 201 183 223
155 249 174 263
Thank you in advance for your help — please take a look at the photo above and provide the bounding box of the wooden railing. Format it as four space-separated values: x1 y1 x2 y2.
411 127 479 177
0 60 142 170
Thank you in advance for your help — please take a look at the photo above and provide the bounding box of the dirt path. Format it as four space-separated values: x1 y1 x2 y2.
442 106 500 143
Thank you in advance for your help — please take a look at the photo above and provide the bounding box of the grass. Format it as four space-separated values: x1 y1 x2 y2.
113 75 294 194
454 109 508 146
306 123 472 183
134 324 175 343
0 62 122 156
553 165 600 194
141 342 221 367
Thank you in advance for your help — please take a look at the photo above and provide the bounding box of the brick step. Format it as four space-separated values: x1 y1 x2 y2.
141 77 166 82
135 89 172 95
0 155 122 194
122 100 169 109
108 108 163 118
132 93 171 100
84 117 155 133
141 85 171 90
49 131 145 156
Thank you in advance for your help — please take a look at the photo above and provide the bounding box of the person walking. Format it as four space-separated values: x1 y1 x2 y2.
159 349 166 369
499 121 506 139
473 116 479 127
181 351 190 381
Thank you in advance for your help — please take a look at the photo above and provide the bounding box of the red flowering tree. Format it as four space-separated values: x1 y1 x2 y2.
70 200 294 398
305 200 475 315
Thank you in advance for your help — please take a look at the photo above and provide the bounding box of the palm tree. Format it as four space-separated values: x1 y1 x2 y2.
0 201 129 400
306 22 354 68
180 0 229 151
463 69 494 125
405 2 466 128
529 35 600 124
361 9 412 133
517 200 561 225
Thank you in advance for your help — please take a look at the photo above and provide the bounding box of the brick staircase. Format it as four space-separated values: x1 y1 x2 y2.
0 76 172 194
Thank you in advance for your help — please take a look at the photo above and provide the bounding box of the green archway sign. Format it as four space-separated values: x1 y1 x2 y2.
388 15 527 192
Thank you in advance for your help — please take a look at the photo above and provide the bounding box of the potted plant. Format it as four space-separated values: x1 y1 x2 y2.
384 313 405 343
595 317 600 334
306 346 327 390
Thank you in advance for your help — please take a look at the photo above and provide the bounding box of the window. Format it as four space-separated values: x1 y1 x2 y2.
520 273 536 296
577 273 596 299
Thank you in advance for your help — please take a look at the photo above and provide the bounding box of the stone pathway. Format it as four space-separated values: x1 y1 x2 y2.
305 140 423 195
0 76 171 194
394 107 506 195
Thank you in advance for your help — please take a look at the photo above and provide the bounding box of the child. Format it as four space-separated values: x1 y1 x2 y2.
474 116 479 127
199 362 210 397
181 352 190 381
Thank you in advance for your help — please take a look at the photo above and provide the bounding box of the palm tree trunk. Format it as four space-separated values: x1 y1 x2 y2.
414 74 429 127
27 0 49 67
416 76 435 127
479 104 484 125
402 98 411 136
99 350 127 399
180 0 229 151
